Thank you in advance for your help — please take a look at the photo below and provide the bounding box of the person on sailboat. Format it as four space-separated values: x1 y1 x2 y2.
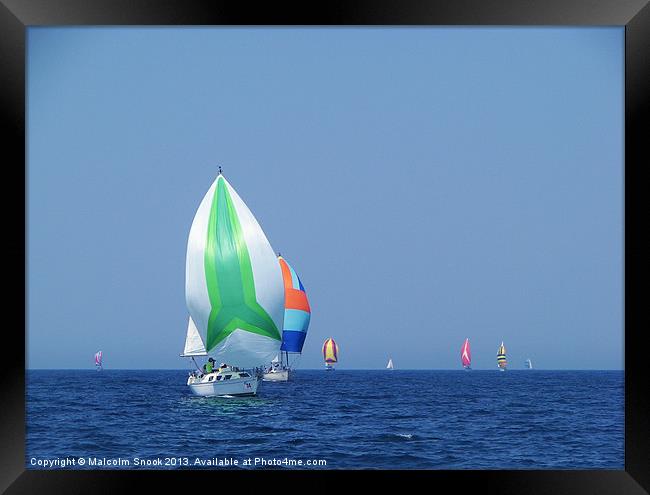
204 358 215 374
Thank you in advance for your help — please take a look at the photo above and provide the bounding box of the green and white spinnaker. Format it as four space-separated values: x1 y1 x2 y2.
184 174 284 368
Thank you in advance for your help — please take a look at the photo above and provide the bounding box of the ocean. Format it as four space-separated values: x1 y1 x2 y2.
26 369 624 470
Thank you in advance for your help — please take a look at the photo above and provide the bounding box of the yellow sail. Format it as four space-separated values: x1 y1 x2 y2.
322 338 339 364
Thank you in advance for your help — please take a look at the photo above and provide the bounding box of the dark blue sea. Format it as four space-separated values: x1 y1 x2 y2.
26 370 624 470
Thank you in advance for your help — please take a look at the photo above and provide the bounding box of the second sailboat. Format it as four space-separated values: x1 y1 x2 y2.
263 255 311 381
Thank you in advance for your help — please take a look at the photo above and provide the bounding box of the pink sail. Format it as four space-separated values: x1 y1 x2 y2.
460 339 471 368
95 351 103 366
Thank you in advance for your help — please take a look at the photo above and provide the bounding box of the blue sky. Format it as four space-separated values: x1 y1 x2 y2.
27 27 623 369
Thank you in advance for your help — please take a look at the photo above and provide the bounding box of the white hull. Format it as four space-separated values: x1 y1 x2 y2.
187 370 259 397
262 369 289 381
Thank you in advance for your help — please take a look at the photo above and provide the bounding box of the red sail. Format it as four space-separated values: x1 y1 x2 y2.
461 338 471 367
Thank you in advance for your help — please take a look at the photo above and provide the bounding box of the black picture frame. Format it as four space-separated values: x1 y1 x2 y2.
3 0 648 493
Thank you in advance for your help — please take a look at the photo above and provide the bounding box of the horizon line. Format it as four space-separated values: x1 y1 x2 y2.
25 367 625 371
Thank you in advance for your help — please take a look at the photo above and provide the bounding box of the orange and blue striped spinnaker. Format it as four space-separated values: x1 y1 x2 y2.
279 256 311 353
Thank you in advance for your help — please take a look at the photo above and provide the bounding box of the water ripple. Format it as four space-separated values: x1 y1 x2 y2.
26 370 623 470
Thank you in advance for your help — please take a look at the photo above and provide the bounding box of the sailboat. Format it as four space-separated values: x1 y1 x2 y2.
497 341 507 371
386 358 394 370
525 358 533 369
323 338 339 370
263 255 311 382
94 351 103 371
461 338 471 370
182 170 285 397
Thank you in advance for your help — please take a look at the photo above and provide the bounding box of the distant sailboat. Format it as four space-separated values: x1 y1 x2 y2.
263 255 312 382
461 338 471 370
94 351 103 371
323 338 339 370
497 342 507 371
387 358 394 370
525 358 533 369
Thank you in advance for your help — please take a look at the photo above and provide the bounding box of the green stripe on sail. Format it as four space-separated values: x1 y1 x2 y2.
203 177 281 352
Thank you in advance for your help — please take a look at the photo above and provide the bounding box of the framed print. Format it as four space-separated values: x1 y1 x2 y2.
2 0 648 493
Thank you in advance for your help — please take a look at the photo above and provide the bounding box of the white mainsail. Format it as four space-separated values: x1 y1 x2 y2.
185 174 284 368
387 358 394 369
181 316 207 357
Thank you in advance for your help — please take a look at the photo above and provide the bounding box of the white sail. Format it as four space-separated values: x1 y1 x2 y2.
185 175 284 368
387 358 394 369
181 316 207 357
